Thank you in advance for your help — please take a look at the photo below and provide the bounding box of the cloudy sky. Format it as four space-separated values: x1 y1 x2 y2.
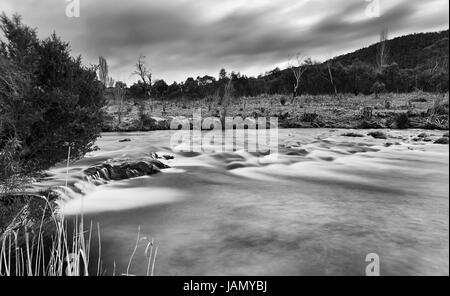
2 0 449 84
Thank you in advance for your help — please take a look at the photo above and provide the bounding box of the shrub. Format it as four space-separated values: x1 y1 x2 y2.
370 81 386 98
0 137 30 194
280 97 286 106
137 102 155 130
394 113 410 129
0 14 105 190
431 97 449 116
384 100 392 109
301 112 319 122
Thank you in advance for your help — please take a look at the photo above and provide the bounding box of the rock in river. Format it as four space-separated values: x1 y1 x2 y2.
83 157 170 181
434 137 449 145
368 131 388 139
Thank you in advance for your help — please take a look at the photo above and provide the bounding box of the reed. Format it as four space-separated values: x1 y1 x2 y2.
0 198 158 276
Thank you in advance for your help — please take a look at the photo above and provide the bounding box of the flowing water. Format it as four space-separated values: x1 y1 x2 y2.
36 129 449 276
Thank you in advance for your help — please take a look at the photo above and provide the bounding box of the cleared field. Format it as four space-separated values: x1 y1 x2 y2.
103 92 449 131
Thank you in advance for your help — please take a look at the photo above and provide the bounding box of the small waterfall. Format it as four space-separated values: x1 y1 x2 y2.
48 157 171 203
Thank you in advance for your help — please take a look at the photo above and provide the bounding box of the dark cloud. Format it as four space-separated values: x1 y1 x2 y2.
2 0 449 83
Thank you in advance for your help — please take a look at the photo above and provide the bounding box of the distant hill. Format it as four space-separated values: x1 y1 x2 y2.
256 29 450 94
331 30 449 70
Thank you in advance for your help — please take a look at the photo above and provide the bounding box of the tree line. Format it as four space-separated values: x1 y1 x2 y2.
122 29 448 101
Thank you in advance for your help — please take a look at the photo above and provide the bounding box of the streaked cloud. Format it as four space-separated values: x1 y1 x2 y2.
2 0 449 84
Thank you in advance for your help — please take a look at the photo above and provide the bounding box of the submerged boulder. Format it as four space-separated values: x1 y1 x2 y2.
341 132 364 137
417 133 429 138
368 131 388 139
434 137 449 145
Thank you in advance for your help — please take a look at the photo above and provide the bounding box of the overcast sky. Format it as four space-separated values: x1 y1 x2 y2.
2 0 449 84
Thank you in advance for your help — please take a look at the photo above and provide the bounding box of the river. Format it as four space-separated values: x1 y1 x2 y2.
36 129 449 275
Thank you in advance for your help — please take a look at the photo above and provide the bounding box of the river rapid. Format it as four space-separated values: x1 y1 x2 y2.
36 129 449 275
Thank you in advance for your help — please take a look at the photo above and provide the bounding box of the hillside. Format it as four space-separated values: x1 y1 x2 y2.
332 30 449 70
246 29 450 96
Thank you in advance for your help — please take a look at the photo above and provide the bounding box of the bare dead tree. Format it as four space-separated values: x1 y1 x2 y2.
288 54 308 102
113 83 126 126
133 55 152 99
98 56 109 87
210 88 221 114
326 61 338 96
218 78 234 129
376 27 389 74
318 60 338 96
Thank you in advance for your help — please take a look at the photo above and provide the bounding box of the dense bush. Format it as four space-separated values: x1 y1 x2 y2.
394 113 410 129
0 14 105 192
370 81 386 98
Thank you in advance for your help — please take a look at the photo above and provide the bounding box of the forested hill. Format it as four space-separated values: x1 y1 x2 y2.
246 29 450 95
332 30 449 70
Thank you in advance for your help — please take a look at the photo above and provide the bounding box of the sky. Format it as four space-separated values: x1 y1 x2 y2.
1 0 449 85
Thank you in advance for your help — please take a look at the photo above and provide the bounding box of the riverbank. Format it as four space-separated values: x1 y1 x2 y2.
102 92 449 132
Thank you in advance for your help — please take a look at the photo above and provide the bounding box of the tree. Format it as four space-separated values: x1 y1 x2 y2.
376 27 389 74
166 81 182 99
0 13 39 73
98 56 109 87
370 81 386 98
152 79 168 97
349 60 377 95
288 54 309 100
113 83 126 126
183 77 199 99
319 60 338 96
115 81 127 88
133 55 152 99
129 81 147 98
219 78 234 129
383 63 400 91
219 68 227 80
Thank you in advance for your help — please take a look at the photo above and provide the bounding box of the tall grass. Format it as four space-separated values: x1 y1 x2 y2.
1 198 92 276
0 197 158 276
1 144 158 276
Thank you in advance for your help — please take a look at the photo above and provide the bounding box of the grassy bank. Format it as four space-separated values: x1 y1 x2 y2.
0 193 158 276
0 157 166 276
102 92 449 132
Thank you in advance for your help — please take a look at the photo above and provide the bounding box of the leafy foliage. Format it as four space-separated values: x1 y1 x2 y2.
0 13 105 193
